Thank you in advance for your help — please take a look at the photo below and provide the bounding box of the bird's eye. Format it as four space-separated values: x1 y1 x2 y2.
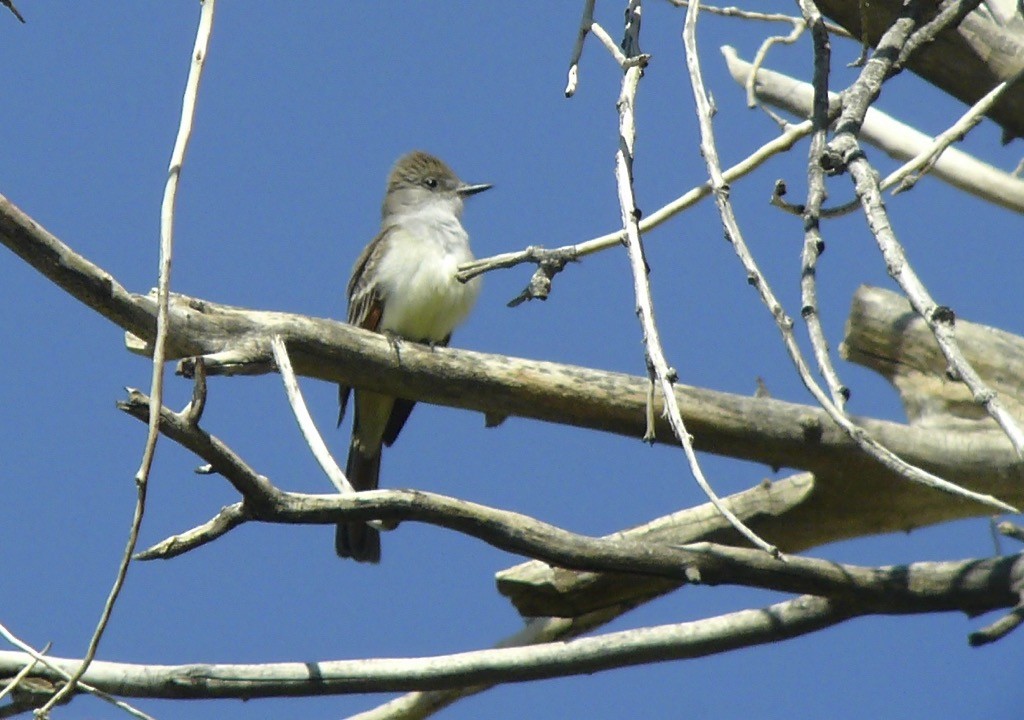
424 177 438 189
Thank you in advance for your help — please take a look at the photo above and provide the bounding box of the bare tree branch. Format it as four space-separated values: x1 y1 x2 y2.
114 387 1024 633
721 46 1024 212
1 191 1019 536
794 1 850 413
564 0 596 97
2 552 1019 701
823 1 1024 461
997 521 1024 544
677 1 777 554
0 622 153 719
0 0 24 24
884 64 1024 193
457 119 815 299
350 612 623 720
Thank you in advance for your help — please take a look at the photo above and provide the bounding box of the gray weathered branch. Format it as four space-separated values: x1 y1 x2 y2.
721 47 1024 213
0 551 1019 700
2 193 1021 571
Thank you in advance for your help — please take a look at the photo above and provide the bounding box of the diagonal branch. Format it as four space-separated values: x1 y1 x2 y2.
3 182 1021 546
37 3 218 715
457 121 814 299
812 0 1024 139
721 47 1024 212
883 66 1024 194
823 1 1024 460
669 0 776 554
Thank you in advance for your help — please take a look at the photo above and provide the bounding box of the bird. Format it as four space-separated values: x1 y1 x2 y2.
336 151 491 562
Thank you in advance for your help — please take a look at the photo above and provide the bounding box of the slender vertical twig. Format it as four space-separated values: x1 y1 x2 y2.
35 2 217 715
614 0 778 555
271 336 354 494
797 0 848 409
270 336 387 532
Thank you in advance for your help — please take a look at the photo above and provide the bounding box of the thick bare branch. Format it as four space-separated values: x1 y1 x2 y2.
843 286 1024 427
4 183 1022 565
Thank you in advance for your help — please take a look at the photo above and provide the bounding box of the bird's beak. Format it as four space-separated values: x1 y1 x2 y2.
457 182 492 198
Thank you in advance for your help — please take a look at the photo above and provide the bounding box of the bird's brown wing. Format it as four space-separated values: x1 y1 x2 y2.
337 229 390 427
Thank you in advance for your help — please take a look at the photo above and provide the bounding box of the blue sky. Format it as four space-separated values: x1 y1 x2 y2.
1 3 1021 719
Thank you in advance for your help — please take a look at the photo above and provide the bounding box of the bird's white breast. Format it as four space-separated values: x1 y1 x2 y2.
374 209 481 342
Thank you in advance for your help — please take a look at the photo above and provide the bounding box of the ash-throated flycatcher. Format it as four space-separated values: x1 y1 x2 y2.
336 151 490 562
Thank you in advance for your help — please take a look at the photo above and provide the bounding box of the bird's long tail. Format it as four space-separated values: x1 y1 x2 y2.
335 442 382 563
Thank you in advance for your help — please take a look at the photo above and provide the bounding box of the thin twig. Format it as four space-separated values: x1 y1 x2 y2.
609 0 772 556
181 355 207 425
565 0 596 97
797 1 849 410
0 642 48 704
769 179 860 219
36 2 216 715
270 336 388 532
0 0 24 23
969 606 1024 646
997 521 1024 545
134 502 248 560
744 18 805 108
458 121 815 294
882 68 1024 194
271 336 354 495
591 21 631 67
666 1 851 37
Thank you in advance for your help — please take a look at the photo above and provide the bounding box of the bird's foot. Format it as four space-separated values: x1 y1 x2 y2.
383 330 404 363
